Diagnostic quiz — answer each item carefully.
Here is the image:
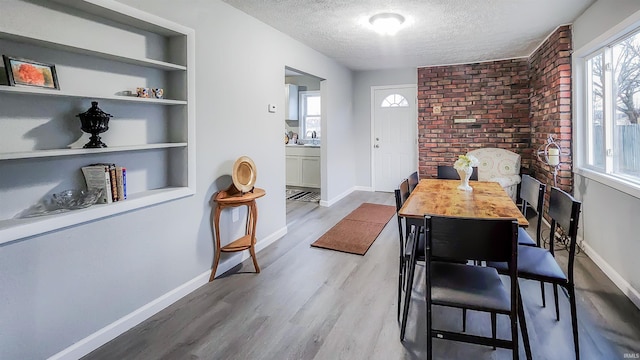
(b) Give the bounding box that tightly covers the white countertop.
[286,144,320,148]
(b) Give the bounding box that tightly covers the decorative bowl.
[19,188,104,218]
[52,188,103,210]
[232,156,257,193]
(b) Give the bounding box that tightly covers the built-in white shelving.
[0,143,188,161]
[0,86,187,104]
[0,31,187,71]
[0,0,196,244]
[0,187,192,245]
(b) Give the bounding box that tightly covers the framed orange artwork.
[3,55,59,89]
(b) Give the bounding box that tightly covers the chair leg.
[540,281,546,308]
[397,256,403,321]
[404,259,410,291]
[427,293,433,360]
[400,251,418,340]
[491,312,497,350]
[568,285,580,360]
[511,310,519,360]
[462,308,467,332]
[553,284,560,321]
[517,288,532,360]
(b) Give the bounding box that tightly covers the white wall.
[353,68,418,188]
[573,0,640,51]
[0,1,355,359]
[572,0,640,308]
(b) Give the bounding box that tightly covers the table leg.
[209,204,223,282]
[248,201,260,273]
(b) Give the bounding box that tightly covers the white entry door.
[372,85,417,192]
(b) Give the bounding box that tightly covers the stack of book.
[81,164,127,204]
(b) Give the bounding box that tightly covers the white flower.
[453,154,479,171]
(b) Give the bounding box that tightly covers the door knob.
[374,144,379,148]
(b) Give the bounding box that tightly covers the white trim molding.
[581,240,640,310]
[319,187,356,207]
[48,271,211,360]
[541,219,640,311]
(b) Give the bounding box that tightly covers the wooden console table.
[209,186,266,281]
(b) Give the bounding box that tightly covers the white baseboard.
[48,226,288,360]
[48,271,211,360]
[538,219,639,310]
[353,186,374,192]
[318,186,373,207]
[319,187,354,207]
[580,240,640,310]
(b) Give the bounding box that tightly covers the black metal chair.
[437,165,478,180]
[435,164,483,330]
[394,179,416,321]
[399,217,470,340]
[517,174,546,247]
[487,187,582,359]
[516,175,547,308]
[463,175,545,345]
[408,171,419,193]
[421,215,531,360]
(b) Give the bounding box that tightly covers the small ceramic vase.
[152,88,164,99]
[457,166,473,191]
[136,87,150,98]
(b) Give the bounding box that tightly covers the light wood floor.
[84,191,640,360]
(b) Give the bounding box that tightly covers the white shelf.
[0,143,188,161]
[0,31,186,71]
[1,0,196,243]
[50,0,189,36]
[0,187,194,245]
[0,86,187,104]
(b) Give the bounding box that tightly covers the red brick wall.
[417,60,531,178]
[416,25,573,197]
[529,25,573,193]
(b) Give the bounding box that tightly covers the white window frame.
[299,90,321,140]
[575,11,640,199]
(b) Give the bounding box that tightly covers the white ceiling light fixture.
[369,12,405,36]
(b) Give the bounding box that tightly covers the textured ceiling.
[222,0,594,71]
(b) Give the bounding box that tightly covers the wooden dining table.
[399,179,528,227]
[398,178,532,359]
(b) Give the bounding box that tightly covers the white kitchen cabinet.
[300,156,320,188]
[286,156,301,186]
[285,146,320,188]
[0,0,195,244]
[285,84,298,121]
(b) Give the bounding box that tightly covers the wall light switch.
[433,105,442,114]
[268,104,277,113]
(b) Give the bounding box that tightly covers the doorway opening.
[284,66,325,226]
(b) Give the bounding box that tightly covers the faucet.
[306,130,319,145]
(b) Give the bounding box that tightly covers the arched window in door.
[381,94,409,107]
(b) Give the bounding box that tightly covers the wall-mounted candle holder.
[536,134,569,187]
[537,134,576,253]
